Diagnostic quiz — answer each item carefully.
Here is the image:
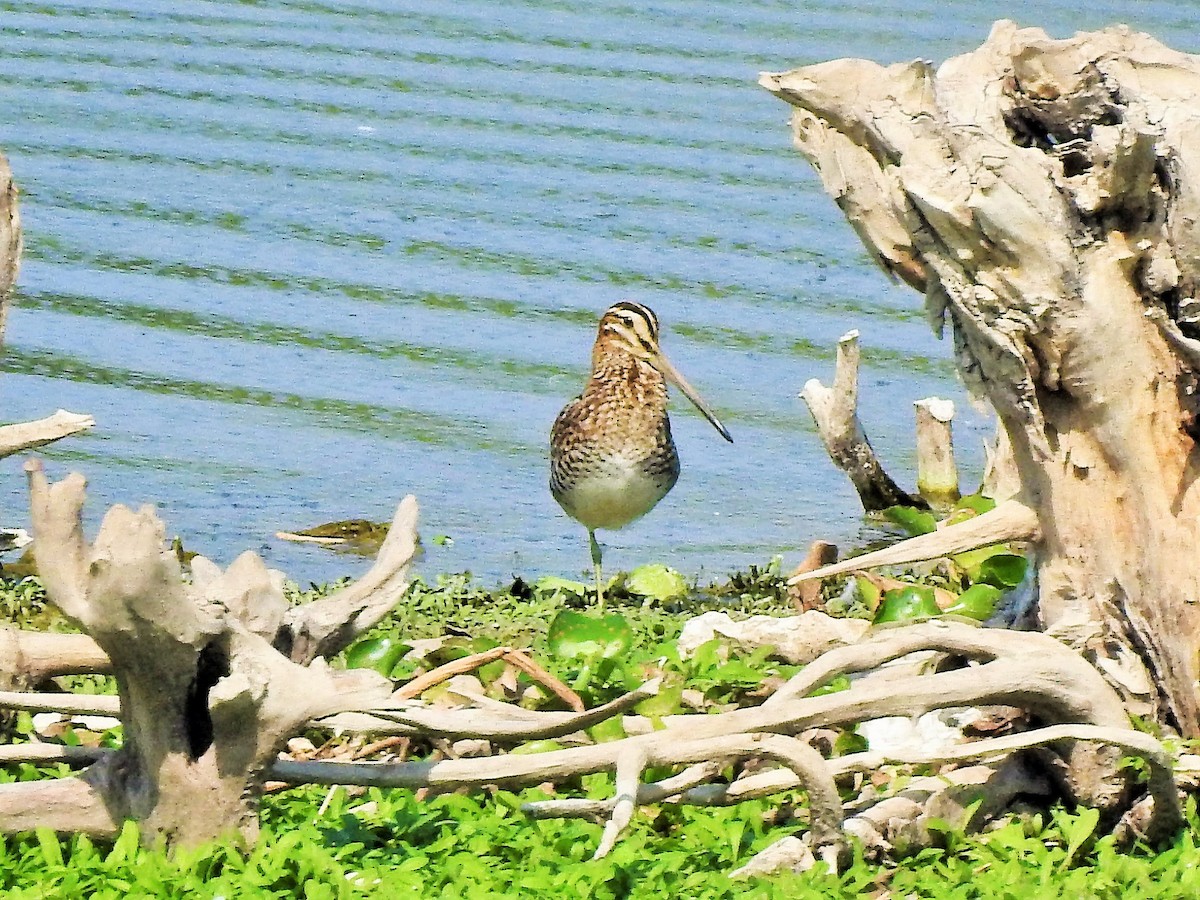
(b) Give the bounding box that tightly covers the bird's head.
[592,301,732,443]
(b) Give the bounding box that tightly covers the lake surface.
[0,0,1192,588]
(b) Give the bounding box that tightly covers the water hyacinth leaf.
[952,543,1008,580]
[547,609,634,660]
[873,584,941,623]
[945,583,1002,620]
[855,575,882,610]
[955,492,997,515]
[977,554,1028,588]
[625,563,689,601]
[883,505,937,535]
[343,636,410,675]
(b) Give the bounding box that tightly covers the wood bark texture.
[0,150,18,346]
[762,21,1200,735]
[11,461,417,848]
[801,330,925,510]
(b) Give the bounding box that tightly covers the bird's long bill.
[653,350,733,443]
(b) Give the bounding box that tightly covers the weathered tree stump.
[1,461,418,848]
[763,21,1200,735]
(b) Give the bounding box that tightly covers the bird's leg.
[589,529,605,611]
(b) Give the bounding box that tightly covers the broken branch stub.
[14,461,416,848]
[764,22,1200,733]
[0,149,18,345]
[801,330,924,511]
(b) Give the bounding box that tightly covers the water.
[0,0,1192,587]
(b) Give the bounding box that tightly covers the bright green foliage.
[547,610,634,661]
[342,636,410,676]
[944,583,1002,621]
[873,584,941,623]
[3,790,1200,898]
[882,505,937,536]
[624,563,689,601]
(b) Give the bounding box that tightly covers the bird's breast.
[552,451,679,530]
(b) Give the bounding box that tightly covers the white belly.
[558,457,673,531]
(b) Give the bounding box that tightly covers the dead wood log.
[0,461,419,848]
[763,22,1200,732]
[272,619,1148,860]
[0,410,95,460]
[913,397,959,505]
[0,627,109,679]
[801,330,924,510]
[0,149,18,345]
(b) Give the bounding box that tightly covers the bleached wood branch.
[0,690,119,716]
[801,331,923,511]
[282,495,420,664]
[0,411,94,459]
[320,680,660,741]
[913,397,958,505]
[787,499,1039,584]
[270,621,1131,809]
[0,627,109,678]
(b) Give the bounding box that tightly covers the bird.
[550,301,732,609]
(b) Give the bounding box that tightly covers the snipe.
[550,301,732,608]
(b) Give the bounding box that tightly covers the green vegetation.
[0,550,1195,897]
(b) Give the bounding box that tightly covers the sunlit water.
[0,1,1192,587]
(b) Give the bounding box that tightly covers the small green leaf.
[883,505,937,536]
[625,564,688,601]
[855,575,882,609]
[833,729,868,756]
[35,828,63,867]
[945,583,1002,621]
[547,609,634,660]
[587,716,627,743]
[1061,806,1100,867]
[873,585,941,623]
[344,636,409,675]
[634,680,684,718]
[977,554,1028,588]
[954,493,997,515]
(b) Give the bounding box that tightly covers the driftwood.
[0,462,419,848]
[0,150,18,344]
[801,330,923,510]
[0,410,94,460]
[913,398,959,505]
[267,619,1178,869]
[764,22,1200,734]
[0,490,1179,866]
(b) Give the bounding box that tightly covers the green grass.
[2,786,1200,898]
[0,565,1197,897]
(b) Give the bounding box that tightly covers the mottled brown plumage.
[550,301,732,607]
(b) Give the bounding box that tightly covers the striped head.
[589,301,733,443]
[592,301,662,368]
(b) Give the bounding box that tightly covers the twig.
[501,648,585,712]
[393,647,509,700]
[787,500,1039,584]
[594,745,647,859]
